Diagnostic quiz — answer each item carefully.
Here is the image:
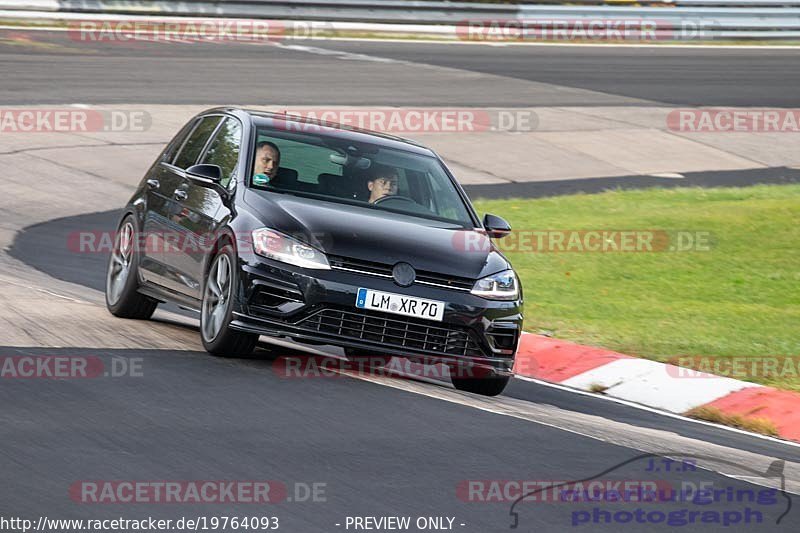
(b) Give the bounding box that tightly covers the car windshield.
[250,127,475,227]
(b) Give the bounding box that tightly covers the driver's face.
[255,145,280,179]
[368,175,398,203]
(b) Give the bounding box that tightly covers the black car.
[105,108,522,395]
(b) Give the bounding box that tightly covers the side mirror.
[186,164,222,184]
[483,213,511,239]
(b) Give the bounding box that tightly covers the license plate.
[356,288,445,322]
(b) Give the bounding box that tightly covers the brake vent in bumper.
[486,325,519,355]
[249,280,304,314]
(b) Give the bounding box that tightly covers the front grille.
[328,256,474,291]
[296,307,485,358]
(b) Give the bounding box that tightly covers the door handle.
[146,179,159,190]
[173,189,188,201]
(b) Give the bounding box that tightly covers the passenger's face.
[254,145,280,178]
[368,175,398,202]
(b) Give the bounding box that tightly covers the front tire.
[105,216,158,319]
[201,244,257,357]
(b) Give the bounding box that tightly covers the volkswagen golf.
[105,108,522,395]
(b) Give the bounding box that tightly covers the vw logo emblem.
[392,262,416,287]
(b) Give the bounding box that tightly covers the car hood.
[242,189,509,280]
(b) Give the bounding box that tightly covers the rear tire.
[105,216,158,319]
[201,244,257,357]
[451,373,510,396]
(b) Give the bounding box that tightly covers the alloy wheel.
[202,253,232,342]
[106,221,134,305]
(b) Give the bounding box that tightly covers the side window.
[201,118,242,187]
[161,118,197,163]
[173,116,222,169]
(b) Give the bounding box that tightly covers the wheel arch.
[203,227,237,277]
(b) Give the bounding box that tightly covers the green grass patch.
[473,184,800,390]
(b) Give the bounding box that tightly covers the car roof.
[208,107,437,157]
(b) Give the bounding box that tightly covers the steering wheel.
[373,194,417,206]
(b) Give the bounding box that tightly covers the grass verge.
[473,184,800,390]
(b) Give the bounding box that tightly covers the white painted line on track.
[0,275,89,304]
[273,42,400,63]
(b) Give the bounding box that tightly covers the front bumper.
[230,254,523,375]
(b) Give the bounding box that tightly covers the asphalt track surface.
[3,345,796,532]
[3,28,800,533]
[306,40,800,108]
[0,29,799,106]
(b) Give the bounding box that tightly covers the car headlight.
[470,269,519,300]
[252,228,330,270]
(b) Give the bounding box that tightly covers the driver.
[253,141,281,185]
[366,165,399,204]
